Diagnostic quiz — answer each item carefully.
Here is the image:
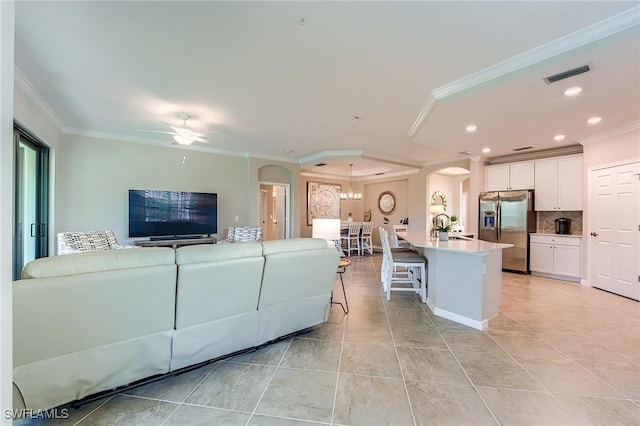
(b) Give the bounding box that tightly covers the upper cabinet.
[485,161,534,191]
[534,155,583,211]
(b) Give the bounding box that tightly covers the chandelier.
[340,164,362,200]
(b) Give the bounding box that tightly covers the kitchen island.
[402,231,513,330]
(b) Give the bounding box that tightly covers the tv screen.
[129,190,218,238]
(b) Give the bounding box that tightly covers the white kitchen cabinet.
[485,161,534,191]
[530,234,581,282]
[534,155,583,211]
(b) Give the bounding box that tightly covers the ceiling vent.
[512,146,533,152]
[314,163,327,167]
[544,64,592,84]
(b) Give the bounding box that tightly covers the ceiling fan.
[139,115,209,146]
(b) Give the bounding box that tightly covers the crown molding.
[432,6,639,100]
[579,120,640,145]
[61,127,298,163]
[488,145,583,164]
[409,6,640,139]
[301,168,419,181]
[407,93,436,138]
[419,154,474,167]
[297,150,365,166]
[14,66,64,130]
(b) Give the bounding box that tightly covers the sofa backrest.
[13,248,177,366]
[259,238,339,308]
[22,246,175,278]
[174,243,265,329]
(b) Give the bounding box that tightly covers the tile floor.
[16,254,640,425]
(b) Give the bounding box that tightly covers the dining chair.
[360,222,374,255]
[341,222,362,256]
[379,228,426,302]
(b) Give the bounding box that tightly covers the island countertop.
[401,231,513,254]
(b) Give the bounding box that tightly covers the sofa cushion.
[20,247,175,279]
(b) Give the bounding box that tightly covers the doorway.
[588,160,639,300]
[259,183,290,241]
[14,124,49,279]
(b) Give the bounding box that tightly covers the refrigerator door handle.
[496,201,501,241]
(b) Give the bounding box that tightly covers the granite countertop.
[404,231,513,254]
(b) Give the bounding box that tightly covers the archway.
[426,167,471,236]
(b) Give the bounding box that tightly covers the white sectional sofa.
[13,238,339,411]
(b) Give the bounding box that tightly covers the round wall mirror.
[378,191,396,214]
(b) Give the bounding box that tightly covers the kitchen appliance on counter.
[555,217,571,234]
[479,190,536,273]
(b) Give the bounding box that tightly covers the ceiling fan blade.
[136,129,176,135]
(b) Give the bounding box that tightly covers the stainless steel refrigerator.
[479,190,536,273]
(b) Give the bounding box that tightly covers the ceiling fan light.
[173,134,196,145]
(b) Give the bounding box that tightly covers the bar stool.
[379,228,427,302]
[331,258,351,314]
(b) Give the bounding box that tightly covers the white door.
[589,161,639,300]
[259,189,268,233]
[274,185,286,240]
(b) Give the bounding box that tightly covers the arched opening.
[426,167,471,237]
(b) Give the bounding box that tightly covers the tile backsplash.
[537,211,583,235]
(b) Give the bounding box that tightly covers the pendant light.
[340,164,362,200]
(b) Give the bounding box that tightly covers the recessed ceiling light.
[554,134,566,142]
[482,147,491,154]
[564,86,582,97]
[587,116,602,125]
[465,124,477,133]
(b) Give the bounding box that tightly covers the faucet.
[431,213,450,238]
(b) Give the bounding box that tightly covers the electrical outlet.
[235,216,239,222]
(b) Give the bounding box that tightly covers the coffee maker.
[555,218,571,234]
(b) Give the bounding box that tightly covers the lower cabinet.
[530,234,581,282]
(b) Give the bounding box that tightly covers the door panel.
[530,243,554,274]
[14,125,49,279]
[479,193,498,243]
[554,245,580,277]
[590,161,639,300]
[500,229,528,272]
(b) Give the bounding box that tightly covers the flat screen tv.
[129,190,218,239]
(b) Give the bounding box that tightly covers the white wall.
[55,134,273,246]
[364,179,409,225]
[0,1,14,420]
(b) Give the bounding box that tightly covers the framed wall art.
[307,181,341,226]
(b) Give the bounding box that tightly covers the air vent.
[458,151,473,155]
[544,64,592,84]
[314,163,327,167]
[512,146,533,152]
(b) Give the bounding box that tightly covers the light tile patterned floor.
[16,254,640,425]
